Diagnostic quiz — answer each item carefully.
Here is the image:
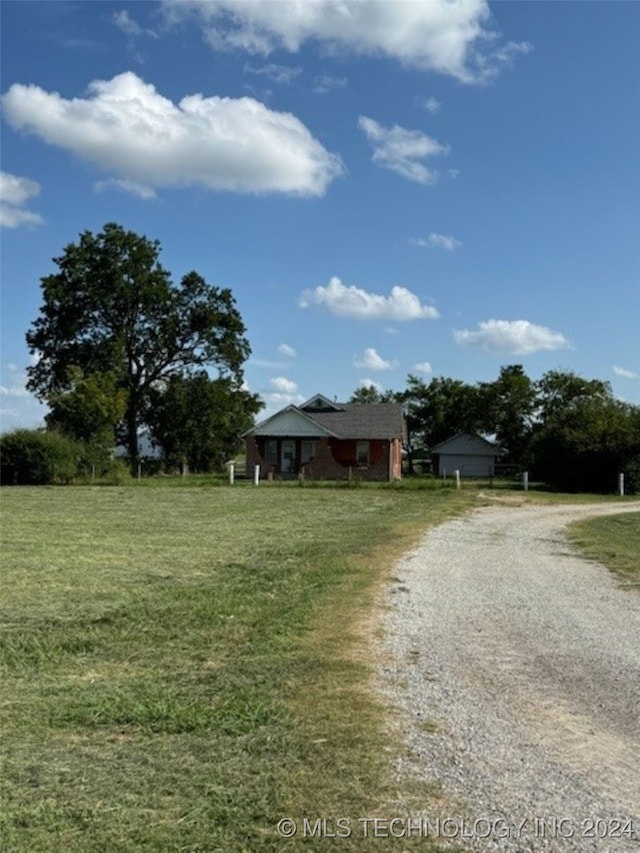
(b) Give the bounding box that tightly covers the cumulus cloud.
[0,171,44,228]
[353,348,397,371]
[244,63,301,84]
[613,365,639,379]
[269,376,298,394]
[0,383,31,398]
[0,364,48,429]
[113,9,142,37]
[411,232,461,251]
[313,74,347,94]
[413,362,433,375]
[358,116,448,184]
[453,320,570,355]
[260,378,305,411]
[278,344,296,358]
[163,0,531,84]
[358,378,383,392]
[1,72,343,198]
[300,276,439,321]
[250,358,287,369]
[421,96,441,114]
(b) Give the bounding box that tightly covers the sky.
[1,0,639,430]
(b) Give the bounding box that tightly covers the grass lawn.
[1,484,474,852]
[568,511,640,589]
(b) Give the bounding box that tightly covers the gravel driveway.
[379,501,640,852]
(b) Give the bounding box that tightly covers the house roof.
[308,402,405,439]
[245,399,405,440]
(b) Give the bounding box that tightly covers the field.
[1,484,474,852]
[569,511,640,588]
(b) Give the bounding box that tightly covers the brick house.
[243,394,405,481]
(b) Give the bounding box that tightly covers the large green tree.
[146,373,262,473]
[26,223,251,471]
[348,385,397,404]
[480,365,536,463]
[402,375,486,451]
[535,369,611,421]
[531,394,640,492]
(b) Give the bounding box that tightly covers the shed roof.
[429,432,500,454]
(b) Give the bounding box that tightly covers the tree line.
[1,222,638,492]
[350,366,640,492]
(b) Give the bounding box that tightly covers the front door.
[281,440,295,474]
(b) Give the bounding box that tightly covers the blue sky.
[1,0,639,428]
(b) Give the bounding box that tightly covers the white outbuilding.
[430,433,501,478]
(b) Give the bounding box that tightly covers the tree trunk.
[126,396,139,476]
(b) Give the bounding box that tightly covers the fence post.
[254,463,260,486]
[523,471,529,491]
[229,461,235,486]
[455,469,461,489]
[618,472,624,496]
[137,461,142,481]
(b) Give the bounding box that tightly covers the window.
[301,441,317,465]
[265,440,277,464]
[356,441,369,465]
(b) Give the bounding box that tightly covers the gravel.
[378,501,640,852]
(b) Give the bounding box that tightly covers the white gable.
[300,393,343,412]
[251,408,332,437]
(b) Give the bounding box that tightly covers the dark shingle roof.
[305,402,405,439]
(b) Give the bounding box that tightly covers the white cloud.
[358,116,448,184]
[353,348,397,371]
[613,365,639,379]
[453,320,570,355]
[163,0,530,84]
[413,362,433,375]
[0,383,31,398]
[448,168,461,179]
[421,96,441,114]
[113,10,142,37]
[358,378,383,392]
[259,376,304,413]
[0,365,48,429]
[269,376,298,394]
[313,74,347,94]
[278,344,296,358]
[385,327,399,335]
[0,171,44,228]
[244,63,301,84]
[250,358,286,369]
[300,276,439,321]
[1,72,343,198]
[94,178,157,200]
[411,232,461,251]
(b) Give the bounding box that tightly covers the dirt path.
[379,502,640,852]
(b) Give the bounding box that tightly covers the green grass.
[569,511,640,588]
[0,485,475,852]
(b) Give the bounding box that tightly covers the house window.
[301,441,317,465]
[356,441,369,465]
[265,440,277,464]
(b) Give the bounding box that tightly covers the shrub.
[0,429,82,485]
